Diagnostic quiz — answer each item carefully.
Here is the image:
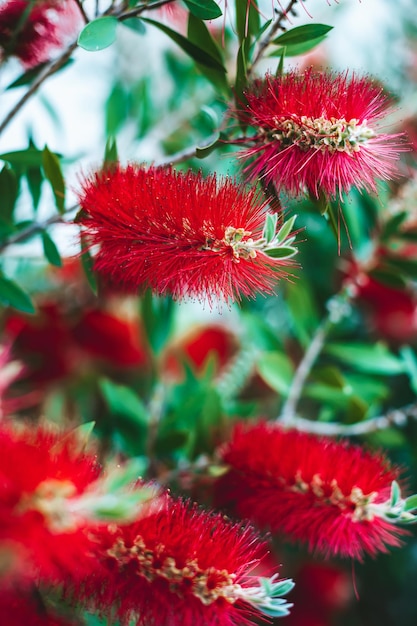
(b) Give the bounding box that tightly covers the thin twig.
[280,403,417,436]
[0,205,77,253]
[0,41,78,137]
[279,289,352,424]
[0,0,175,137]
[249,0,300,76]
[279,317,332,423]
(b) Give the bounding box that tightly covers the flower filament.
[268,116,376,155]
[292,472,378,521]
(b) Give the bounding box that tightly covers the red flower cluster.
[232,70,404,200]
[84,498,293,626]
[4,302,148,389]
[162,324,239,381]
[0,0,81,67]
[77,165,296,305]
[0,423,101,588]
[215,422,405,560]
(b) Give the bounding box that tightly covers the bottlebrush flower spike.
[0,0,82,68]
[232,69,405,200]
[84,498,294,626]
[215,422,408,560]
[77,165,297,306]
[0,422,159,588]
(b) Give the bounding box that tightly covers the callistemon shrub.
[77,164,298,305]
[82,497,294,626]
[0,0,82,67]
[215,422,406,560]
[232,69,404,199]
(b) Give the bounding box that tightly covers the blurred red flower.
[0,423,101,588]
[0,0,82,67]
[232,69,404,200]
[77,165,296,305]
[162,324,239,380]
[215,422,405,560]
[84,497,293,626]
[4,302,148,388]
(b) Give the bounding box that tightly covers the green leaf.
[142,18,226,72]
[99,378,148,425]
[256,351,293,395]
[196,132,226,159]
[400,346,417,395]
[141,289,175,353]
[272,23,333,46]
[80,234,98,295]
[187,15,229,95]
[390,481,401,507]
[262,213,278,244]
[42,146,65,214]
[235,0,260,46]
[285,278,320,346]
[78,17,119,52]
[182,0,222,20]
[235,38,248,119]
[0,147,49,168]
[121,16,146,34]
[381,211,408,240]
[0,166,18,223]
[0,274,35,314]
[264,246,297,258]
[104,136,119,166]
[325,342,406,375]
[270,35,328,58]
[6,59,74,90]
[26,166,43,211]
[404,494,417,513]
[41,231,62,267]
[276,214,297,243]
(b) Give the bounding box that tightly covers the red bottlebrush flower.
[0,0,82,68]
[232,70,404,200]
[0,423,101,587]
[215,422,406,560]
[4,302,148,390]
[85,498,294,626]
[162,324,239,381]
[353,274,417,344]
[72,308,148,367]
[77,165,297,306]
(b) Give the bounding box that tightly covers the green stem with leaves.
[278,289,352,424]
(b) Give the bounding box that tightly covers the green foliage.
[78,17,119,51]
[0,272,35,313]
[142,18,227,71]
[182,0,222,21]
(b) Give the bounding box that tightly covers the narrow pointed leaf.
[182,0,222,20]
[42,146,65,214]
[41,231,62,267]
[142,18,226,71]
[0,274,35,314]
